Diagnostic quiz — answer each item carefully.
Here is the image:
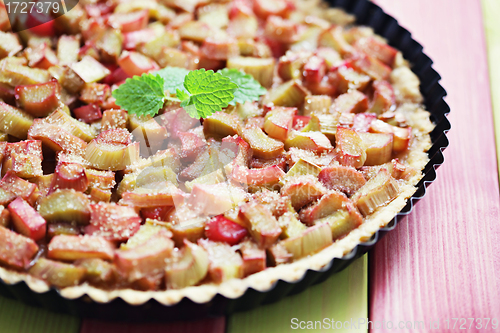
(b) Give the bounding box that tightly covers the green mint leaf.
[176,88,190,102]
[155,67,190,94]
[112,74,166,117]
[218,68,266,105]
[182,69,237,118]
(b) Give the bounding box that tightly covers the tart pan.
[0,0,451,321]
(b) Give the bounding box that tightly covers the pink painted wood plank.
[80,317,225,333]
[370,0,500,331]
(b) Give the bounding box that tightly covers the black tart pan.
[0,0,450,321]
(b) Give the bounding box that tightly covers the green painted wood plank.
[0,296,80,333]
[228,254,367,333]
[482,0,500,177]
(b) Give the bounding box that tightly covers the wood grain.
[370,0,500,331]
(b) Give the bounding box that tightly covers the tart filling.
[0,0,434,305]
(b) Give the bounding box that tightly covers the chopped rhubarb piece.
[198,239,244,283]
[0,102,34,139]
[166,239,209,289]
[29,258,86,287]
[239,201,281,248]
[239,239,266,276]
[0,171,39,205]
[318,26,355,56]
[351,168,399,216]
[101,109,129,130]
[118,51,160,77]
[263,80,308,108]
[231,165,285,187]
[292,115,310,130]
[267,243,292,265]
[332,90,369,114]
[354,37,397,67]
[281,175,326,210]
[200,36,239,61]
[6,149,43,179]
[70,56,111,84]
[15,81,61,117]
[369,119,412,153]
[115,229,174,281]
[350,55,391,81]
[263,107,296,141]
[228,1,258,38]
[279,222,332,259]
[203,112,241,139]
[0,206,10,228]
[252,188,291,218]
[241,126,284,159]
[120,182,184,208]
[330,65,371,94]
[188,183,246,216]
[253,0,290,19]
[141,206,172,221]
[227,56,275,88]
[24,43,58,70]
[177,131,207,162]
[0,226,39,269]
[370,80,396,114]
[89,187,112,203]
[73,104,102,124]
[38,189,91,224]
[303,95,332,116]
[85,139,140,171]
[250,154,287,170]
[335,127,367,168]
[79,83,111,106]
[284,131,333,154]
[0,82,15,105]
[48,235,115,261]
[264,16,299,44]
[318,165,366,196]
[44,107,96,142]
[298,191,348,225]
[167,215,206,248]
[108,10,149,33]
[0,57,50,86]
[85,169,116,190]
[84,203,142,241]
[57,35,80,65]
[359,132,393,166]
[0,32,22,58]
[96,28,124,63]
[123,28,157,50]
[28,120,88,156]
[277,211,306,238]
[135,166,179,187]
[124,148,181,175]
[47,223,80,238]
[76,258,116,286]
[303,56,326,84]
[352,113,377,132]
[8,197,46,241]
[205,215,248,245]
[277,50,311,81]
[282,158,321,183]
[161,108,199,138]
[51,162,89,192]
[314,204,362,240]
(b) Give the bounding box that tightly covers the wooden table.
[1,0,500,332]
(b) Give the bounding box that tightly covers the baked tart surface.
[0,0,434,306]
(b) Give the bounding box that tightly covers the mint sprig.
[218,68,267,105]
[112,74,166,118]
[112,67,266,119]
